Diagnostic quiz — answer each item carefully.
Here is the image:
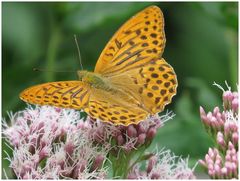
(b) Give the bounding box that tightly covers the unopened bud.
[72,160,87,178]
[147,155,157,173]
[232,98,238,113]
[127,125,137,138]
[213,107,220,116]
[137,133,146,145]
[64,142,75,156]
[198,160,207,168]
[147,127,157,140]
[117,135,125,145]
[151,172,160,179]
[39,146,49,162]
[91,155,104,171]
[232,132,238,146]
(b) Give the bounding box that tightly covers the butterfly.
[20,5,178,126]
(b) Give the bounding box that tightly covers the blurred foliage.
[2,2,238,179]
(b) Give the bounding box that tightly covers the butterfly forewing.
[94,6,166,76]
[20,81,90,109]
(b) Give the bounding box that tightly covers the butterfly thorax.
[77,70,111,90]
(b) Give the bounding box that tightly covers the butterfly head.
[77,70,88,81]
[78,70,95,84]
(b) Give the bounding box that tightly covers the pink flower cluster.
[3,105,195,179]
[199,88,238,179]
[128,150,196,179]
[109,115,165,152]
[3,106,108,179]
[77,112,169,154]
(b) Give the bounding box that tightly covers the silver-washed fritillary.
[20,6,178,126]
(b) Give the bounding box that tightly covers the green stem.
[110,150,131,179]
[116,152,128,178]
[126,144,150,176]
[111,142,153,179]
[123,153,132,178]
[45,20,62,82]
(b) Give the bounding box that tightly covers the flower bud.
[210,116,218,128]
[137,124,147,134]
[208,163,214,171]
[60,167,72,177]
[217,132,226,148]
[215,155,222,165]
[72,160,87,178]
[147,127,157,140]
[214,164,221,177]
[198,160,207,168]
[151,172,160,179]
[221,167,227,175]
[232,132,238,146]
[208,169,215,177]
[223,91,234,102]
[229,121,238,132]
[232,98,238,113]
[231,163,237,175]
[207,112,213,121]
[147,155,157,173]
[127,125,137,138]
[208,148,215,158]
[200,106,206,117]
[225,153,231,162]
[205,154,211,164]
[225,161,232,172]
[200,108,209,125]
[231,155,237,164]
[213,107,220,116]
[228,141,234,150]
[39,146,49,161]
[117,135,125,145]
[64,142,75,156]
[93,129,104,143]
[137,133,146,145]
[91,155,104,171]
[224,122,231,135]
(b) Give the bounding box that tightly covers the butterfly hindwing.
[20,81,90,109]
[94,6,166,76]
[84,88,148,125]
[107,58,177,115]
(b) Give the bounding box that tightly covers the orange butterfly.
[20,6,178,126]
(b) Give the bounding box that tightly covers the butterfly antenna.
[33,68,76,73]
[74,34,83,70]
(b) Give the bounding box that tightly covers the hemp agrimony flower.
[3,106,108,179]
[199,83,238,179]
[3,105,195,179]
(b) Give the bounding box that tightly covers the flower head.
[199,83,238,179]
[3,105,180,179]
[3,105,108,179]
[127,149,196,179]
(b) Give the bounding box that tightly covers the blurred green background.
[2,2,238,179]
